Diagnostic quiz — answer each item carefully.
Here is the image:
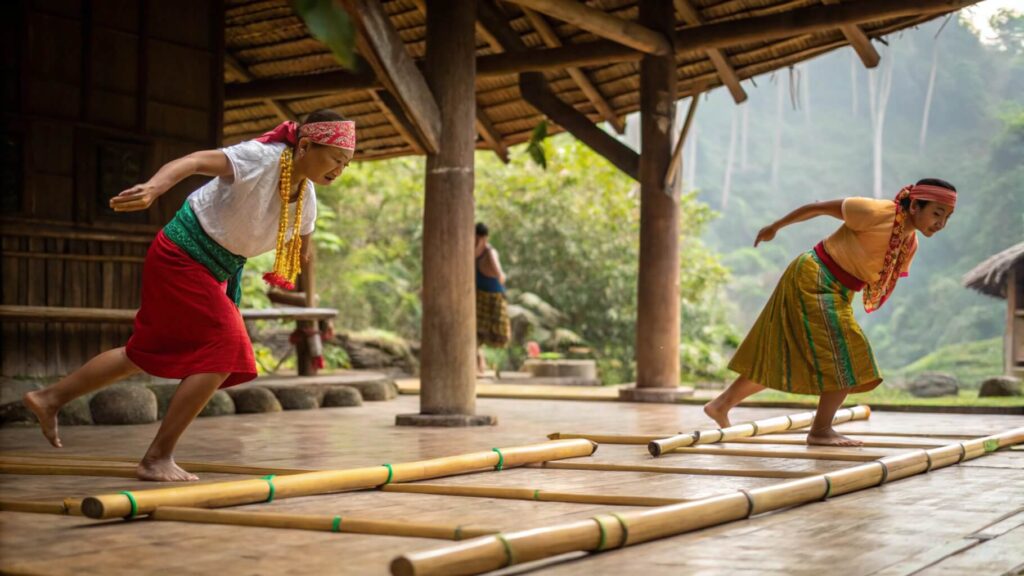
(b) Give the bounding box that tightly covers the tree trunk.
[721,106,738,210]
[740,102,749,171]
[919,40,939,154]
[869,50,894,198]
[771,77,784,190]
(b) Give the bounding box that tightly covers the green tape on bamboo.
[496,534,515,566]
[491,448,505,471]
[331,516,342,533]
[381,464,394,485]
[822,476,833,500]
[119,491,138,519]
[263,475,276,502]
[609,512,629,547]
[532,489,540,501]
[984,439,999,453]
[593,517,608,552]
[454,526,463,541]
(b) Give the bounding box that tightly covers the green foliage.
[525,121,549,169]
[293,0,357,69]
[890,337,1003,388]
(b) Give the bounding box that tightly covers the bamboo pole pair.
[79,439,597,520]
[648,405,871,456]
[389,427,1024,576]
[149,507,498,540]
[529,461,816,479]
[380,484,688,507]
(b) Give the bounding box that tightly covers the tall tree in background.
[868,48,895,197]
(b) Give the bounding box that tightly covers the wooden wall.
[1,0,224,378]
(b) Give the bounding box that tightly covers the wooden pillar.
[620,0,689,402]
[397,0,494,426]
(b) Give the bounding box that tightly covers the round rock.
[978,376,1022,398]
[275,387,320,410]
[228,387,282,414]
[199,390,236,417]
[90,386,158,425]
[907,372,960,398]
[322,386,363,407]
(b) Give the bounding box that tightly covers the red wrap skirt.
[125,231,257,388]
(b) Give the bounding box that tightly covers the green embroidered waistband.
[162,202,247,306]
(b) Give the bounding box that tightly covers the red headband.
[255,120,356,151]
[899,183,956,208]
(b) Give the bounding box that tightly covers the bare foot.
[137,457,199,482]
[807,428,863,447]
[703,401,731,428]
[23,391,62,448]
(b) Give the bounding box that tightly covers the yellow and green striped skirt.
[728,250,882,395]
[476,290,511,348]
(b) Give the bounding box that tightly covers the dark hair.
[900,178,957,210]
[302,108,346,126]
[475,222,489,237]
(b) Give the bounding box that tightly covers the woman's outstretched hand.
[754,224,778,247]
[110,183,163,212]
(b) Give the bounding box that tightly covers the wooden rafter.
[823,0,881,68]
[342,0,442,153]
[224,53,297,122]
[664,95,699,190]
[501,0,672,55]
[475,105,510,163]
[368,89,424,154]
[673,0,747,104]
[520,8,625,134]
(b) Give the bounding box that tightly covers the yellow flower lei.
[263,147,307,290]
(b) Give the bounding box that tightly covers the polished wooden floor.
[1,393,1022,575]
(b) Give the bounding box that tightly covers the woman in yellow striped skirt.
[704,179,958,446]
[475,223,511,375]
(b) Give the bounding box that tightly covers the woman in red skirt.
[23,109,356,481]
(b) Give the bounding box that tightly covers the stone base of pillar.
[618,386,694,403]
[395,413,497,427]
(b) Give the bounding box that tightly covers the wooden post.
[620,0,685,402]
[397,0,494,427]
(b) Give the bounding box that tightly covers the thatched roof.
[223,0,970,160]
[963,242,1024,299]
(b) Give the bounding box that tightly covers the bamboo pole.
[648,405,870,456]
[149,507,498,540]
[380,484,688,507]
[0,462,139,478]
[80,439,597,520]
[724,437,944,450]
[529,461,816,479]
[0,498,83,515]
[669,446,884,462]
[0,454,312,476]
[390,428,1024,576]
[547,433,661,445]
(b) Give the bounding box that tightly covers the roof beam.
[665,95,699,190]
[369,89,425,154]
[341,0,442,154]
[500,0,672,56]
[521,8,625,134]
[226,0,967,102]
[224,53,298,122]
[475,105,509,163]
[673,0,747,104]
[822,0,881,68]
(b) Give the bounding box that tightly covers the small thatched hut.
[963,242,1024,378]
